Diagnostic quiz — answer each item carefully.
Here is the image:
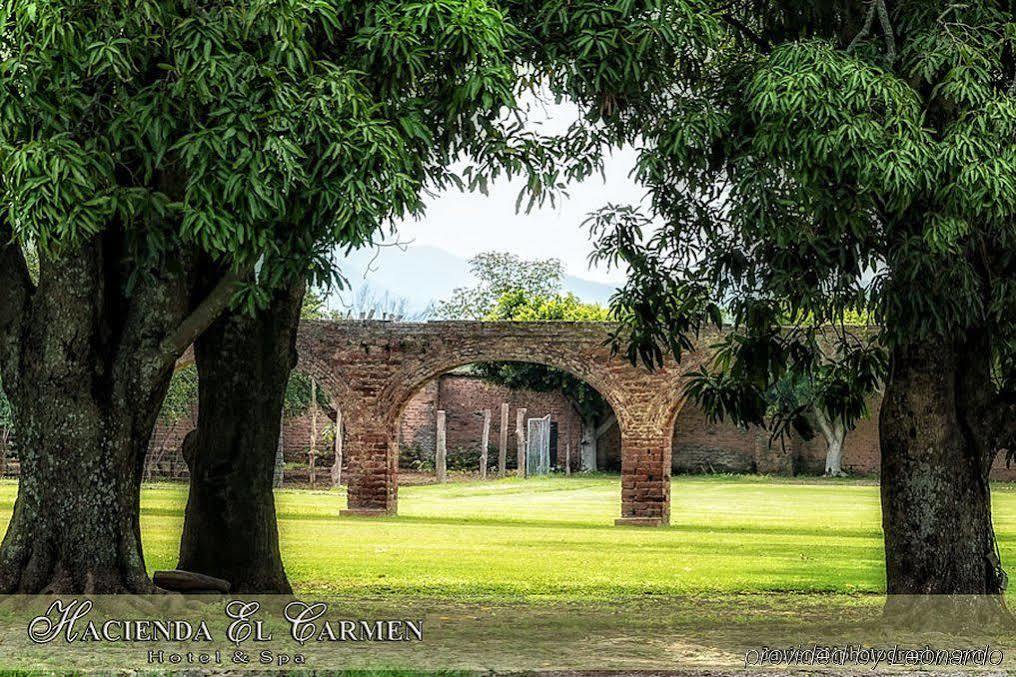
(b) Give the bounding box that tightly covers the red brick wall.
[398,372,584,470]
[145,405,343,482]
[143,372,587,481]
[144,375,1016,482]
[400,380,439,453]
[597,396,1016,480]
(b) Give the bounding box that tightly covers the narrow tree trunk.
[880,337,1008,624]
[435,410,447,483]
[177,277,304,594]
[824,433,844,476]
[480,409,491,480]
[814,409,846,477]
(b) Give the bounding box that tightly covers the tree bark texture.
[0,234,193,593]
[880,335,1008,619]
[176,276,304,594]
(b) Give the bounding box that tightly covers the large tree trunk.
[176,276,304,594]
[0,238,187,593]
[880,336,1008,623]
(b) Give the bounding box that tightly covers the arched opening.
[297,320,681,524]
[395,360,621,484]
[273,370,342,488]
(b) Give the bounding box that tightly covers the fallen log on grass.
[153,569,231,594]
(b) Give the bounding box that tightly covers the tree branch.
[847,0,876,52]
[720,12,770,53]
[847,0,896,61]
[595,414,618,438]
[0,220,33,386]
[812,406,835,442]
[156,267,250,370]
[875,0,896,62]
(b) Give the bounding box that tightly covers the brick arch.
[293,320,715,526]
[292,351,352,420]
[384,352,628,432]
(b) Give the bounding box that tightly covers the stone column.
[616,425,671,526]
[340,411,398,517]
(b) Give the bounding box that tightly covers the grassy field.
[285,474,884,598]
[1,474,1013,599]
[2,475,1016,670]
[134,474,876,597]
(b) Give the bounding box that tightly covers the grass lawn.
[3,475,1016,671]
[2,474,1015,599]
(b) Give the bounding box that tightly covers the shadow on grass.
[307,512,888,541]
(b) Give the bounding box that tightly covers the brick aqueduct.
[296,320,714,526]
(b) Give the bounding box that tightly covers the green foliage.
[477,287,612,421]
[583,1,1015,438]
[488,289,611,322]
[283,371,331,418]
[0,0,548,308]
[436,251,612,420]
[158,365,198,425]
[301,289,332,321]
[0,377,11,432]
[435,252,565,320]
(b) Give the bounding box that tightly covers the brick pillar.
[616,427,671,527]
[340,412,398,517]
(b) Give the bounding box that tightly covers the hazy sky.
[369,99,647,286]
[387,148,641,285]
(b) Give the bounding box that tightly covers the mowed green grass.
[3,475,1016,600]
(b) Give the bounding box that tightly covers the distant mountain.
[327,245,619,316]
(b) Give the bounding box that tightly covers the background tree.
[477,289,612,470]
[1,0,528,592]
[435,251,566,320]
[338,284,428,321]
[766,365,873,477]
[581,1,1016,616]
[174,1,567,592]
[752,310,880,477]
